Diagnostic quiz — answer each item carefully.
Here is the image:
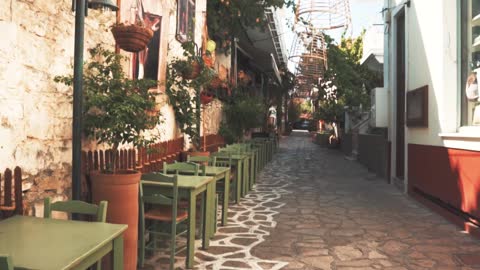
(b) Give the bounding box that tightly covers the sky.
[284,0,384,70]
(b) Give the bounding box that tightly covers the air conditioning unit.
[370,87,389,127]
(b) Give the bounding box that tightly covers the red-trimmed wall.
[408,144,480,221]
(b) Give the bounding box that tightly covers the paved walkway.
[249,131,480,270]
[143,131,480,269]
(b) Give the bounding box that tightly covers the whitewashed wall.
[385,0,472,147]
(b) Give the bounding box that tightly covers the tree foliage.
[54,45,160,172]
[207,0,295,53]
[315,32,382,122]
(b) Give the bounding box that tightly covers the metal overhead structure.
[289,0,351,98]
[290,28,327,97]
[295,0,352,31]
[265,9,286,66]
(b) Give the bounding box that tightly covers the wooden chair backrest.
[140,173,178,207]
[43,198,107,222]
[187,155,217,166]
[0,255,13,270]
[162,162,201,175]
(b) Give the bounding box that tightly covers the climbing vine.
[165,41,215,150]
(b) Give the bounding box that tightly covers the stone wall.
[0,0,116,216]
[0,0,225,215]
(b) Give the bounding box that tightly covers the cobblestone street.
[144,131,480,270]
[248,131,480,270]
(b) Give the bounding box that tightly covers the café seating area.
[0,132,278,270]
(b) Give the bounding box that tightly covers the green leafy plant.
[166,41,215,150]
[220,91,266,142]
[315,32,382,123]
[54,45,160,172]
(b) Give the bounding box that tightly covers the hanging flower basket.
[209,76,223,89]
[202,54,214,68]
[182,61,202,80]
[111,24,154,53]
[200,91,214,105]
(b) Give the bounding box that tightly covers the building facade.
[384,0,480,235]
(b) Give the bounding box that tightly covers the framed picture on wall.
[406,85,428,127]
[176,0,195,43]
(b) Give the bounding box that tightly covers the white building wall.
[385,0,465,147]
[405,0,444,146]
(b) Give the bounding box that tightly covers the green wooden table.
[227,154,250,200]
[140,174,214,269]
[224,149,255,195]
[205,166,230,226]
[163,166,230,241]
[0,215,126,270]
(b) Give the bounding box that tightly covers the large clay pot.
[91,170,140,270]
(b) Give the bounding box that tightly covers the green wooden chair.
[0,255,13,270]
[139,173,188,270]
[187,155,217,166]
[162,161,205,175]
[43,197,108,270]
[162,161,207,236]
[211,152,237,203]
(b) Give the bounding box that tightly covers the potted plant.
[166,41,215,155]
[54,45,160,270]
[111,22,154,53]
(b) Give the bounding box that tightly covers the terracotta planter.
[91,170,140,270]
[111,24,154,53]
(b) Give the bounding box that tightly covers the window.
[176,0,195,43]
[460,0,480,126]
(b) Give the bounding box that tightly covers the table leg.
[202,182,213,249]
[208,179,217,240]
[250,154,255,190]
[242,158,248,196]
[235,161,242,203]
[112,235,124,270]
[187,192,196,268]
[222,170,230,226]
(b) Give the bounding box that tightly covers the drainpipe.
[383,0,392,182]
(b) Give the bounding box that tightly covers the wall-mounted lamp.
[88,0,118,11]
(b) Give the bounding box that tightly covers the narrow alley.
[188,132,480,270]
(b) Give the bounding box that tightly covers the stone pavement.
[142,131,480,270]
[250,131,480,270]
